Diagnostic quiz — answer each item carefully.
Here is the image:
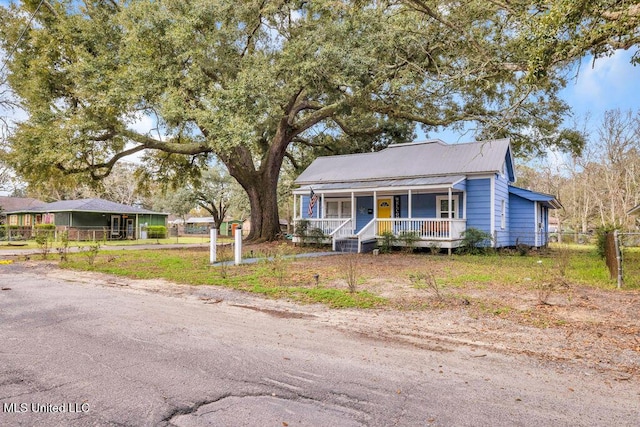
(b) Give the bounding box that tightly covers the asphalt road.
[1,263,638,426]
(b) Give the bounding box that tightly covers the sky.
[429,49,640,145]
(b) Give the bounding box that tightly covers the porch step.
[335,238,359,253]
[335,238,377,254]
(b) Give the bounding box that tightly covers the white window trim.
[111,215,121,236]
[436,195,460,219]
[324,198,353,219]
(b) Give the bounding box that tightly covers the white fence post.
[234,229,242,265]
[210,229,217,264]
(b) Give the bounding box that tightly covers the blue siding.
[410,193,464,218]
[412,194,436,217]
[509,193,536,246]
[466,178,491,235]
[453,179,466,191]
[355,196,374,232]
[494,175,510,247]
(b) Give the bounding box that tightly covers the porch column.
[408,190,412,218]
[373,191,377,217]
[293,194,297,220]
[319,193,324,218]
[448,187,453,218]
[351,192,355,233]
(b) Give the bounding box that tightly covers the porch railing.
[374,218,467,240]
[356,219,377,253]
[295,218,349,236]
[330,219,354,251]
[295,217,467,251]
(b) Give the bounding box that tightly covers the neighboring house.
[6,198,168,240]
[184,217,245,236]
[0,196,45,224]
[629,204,640,229]
[293,139,561,253]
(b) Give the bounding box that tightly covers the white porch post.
[293,193,297,220]
[463,191,467,219]
[373,191,377,217]
[300,195,304,218]
[448,187,453,219]
[319,193,324,218]
[351,192,355,233]
[408,189,412,218]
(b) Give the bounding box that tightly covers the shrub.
[459,227,494,255]
[35,223,56,231]
[398,230,420,252]
[294,220,325,246]
[378,231,396,253]
[146,225,167,239]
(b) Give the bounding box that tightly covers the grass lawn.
[0,236,228,250]
[56,242,632,311]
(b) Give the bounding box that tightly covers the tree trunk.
[223,140,288,242]
[244,177,281,241]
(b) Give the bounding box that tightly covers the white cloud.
[566,50,640,120]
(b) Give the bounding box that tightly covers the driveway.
[1,262,638,426]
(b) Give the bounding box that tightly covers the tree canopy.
[0,0,601,240]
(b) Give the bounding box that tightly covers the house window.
[325,200,352,218]
[436,195,459,219]
[43,213,55,224]
[9,215,18,226]
[24,215,32,227]
[35,214,42,224]
[501,200,506,230]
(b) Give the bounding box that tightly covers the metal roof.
[508,186,562,209]
[295,176,466,193]
[6,198,166,215]
[294,139,513,185]
[0,197,45,212]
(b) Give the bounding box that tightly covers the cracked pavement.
[1,262,639,426]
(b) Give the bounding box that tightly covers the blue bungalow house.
[292,139,561,253]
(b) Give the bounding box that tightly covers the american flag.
[308,189,319,217]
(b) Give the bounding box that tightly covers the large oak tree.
[1,1,586,240]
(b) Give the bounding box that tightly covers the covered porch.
[292,176,468,253]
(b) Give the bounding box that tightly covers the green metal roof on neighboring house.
[6,198,167,216]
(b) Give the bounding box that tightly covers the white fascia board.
[293,184,460,196]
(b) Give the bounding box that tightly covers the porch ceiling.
[295,175,465,194]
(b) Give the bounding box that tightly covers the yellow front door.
[377,198,392,235]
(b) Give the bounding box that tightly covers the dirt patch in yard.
[40,246,640,379]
